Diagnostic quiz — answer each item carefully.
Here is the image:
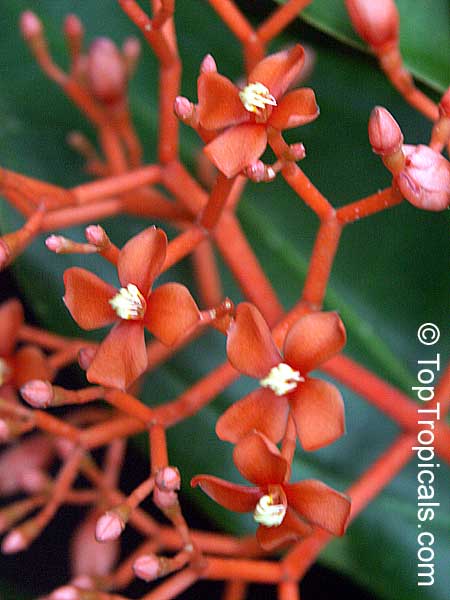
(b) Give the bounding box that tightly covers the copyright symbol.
[417,323,440,346]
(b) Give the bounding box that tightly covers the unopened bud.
[397,144,450,211]
[368,106,403,156]
[0,435,54,496]
[0,239,11,270]
[2,529,27,554]
[200,54,217,74]
[244,161,276,183]
[155,466,180,492]
[64,14,83,39]
[122,37,141,75]
[174,96,195,122]
[153,486,178,509]
[71,511,119,578]
[133,553,162,582]
[49,586,80,600]
[87,38,127,104]
[78,347,97,371]
[84,225,108,248]
[21,379,53,408]
[95,509,126,542]
[20,11,42,41]
[345,0,399,50]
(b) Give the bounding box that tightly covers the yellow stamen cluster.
[239,82,276,117]
[259,362,304,396]
[253,494,286,527]
[109,283,146,320]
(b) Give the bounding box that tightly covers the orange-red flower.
[196,45,319,177]
[192,431,351,550]
[0,299,52,400]
[63,226,200,390]
[216,304,346,451]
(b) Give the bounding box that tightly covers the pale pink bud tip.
[64,15,83,37]
[45,235,66,253]
[345,0,399,49]
[153,487,178,509]
[85,224,107,246]
[174,96,194,120]
[439,87,450,117]
[78,347,96,371]
[200,54,217,74]
[156,466,181,492]
[288,143,306,161]
[87,38,126,104]
[49,586,80,600]
[397,145,450,211]
[123,37,141,61]
[95,511,124,542]
[133,554,161,582]
[368,106,403,156]
[20,11,42,40]
[21,379,53,408]
[2,530,27,554]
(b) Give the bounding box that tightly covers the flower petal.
[197,72,249,130]
[284,312,346,374]
[256,507,312,551]
[216,388,289,444]
[226,303,281,378]
[285,480,351,536]
[118,227,167,296]
[0,299,23,357]
[233,431,287,485]
[191,475,260,512]
[248,45,305,100]
[63,268,117,331]
[204,124,267,178]
[87,321,147,390]
[268,88,319,130]
[13,346,52,388]
[289,378,345,451]
[145,283,201,346]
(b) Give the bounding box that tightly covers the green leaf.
[282,0,450,92]
[0,2,449,600]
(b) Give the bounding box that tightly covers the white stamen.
[259,362,304,396]
[239,82,276,116]
[253,494,286,527]
[0,358,11,386]
[109,283,146,320]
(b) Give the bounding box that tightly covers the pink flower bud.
[0,435,54,496]
[21,379,53,408]
[155,466,181,492]
[45,235,67,253]
[2,529,27,554]
[0,239,11,270]
[49,586,80,600]
[20,11,42,40]
[200,54,217,74]
[78,347,97,371]
[64,14,83,39]
[244,161,275,183]
[84,224,108,247]
[122,37,141,69]
[345,0,399,50]
[95,510,125,542]
[71,511,119,578]
[396,145,450,211]
[86,38,127,104]
[133,553,161,581]
[174,96,194,121]
[0,420,10,443]
[368,106,403,156]
[153,486,178,509]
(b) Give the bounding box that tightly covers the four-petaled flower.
[192,431,351,550]
[196,45,319,177]
[0,299,52,403]
[216,304,346,451]
[63,226,201,390]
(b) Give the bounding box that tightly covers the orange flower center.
[259,362,304,396]
[253,486,287,527]
[239,82,276,121]
[109,284,146,320]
